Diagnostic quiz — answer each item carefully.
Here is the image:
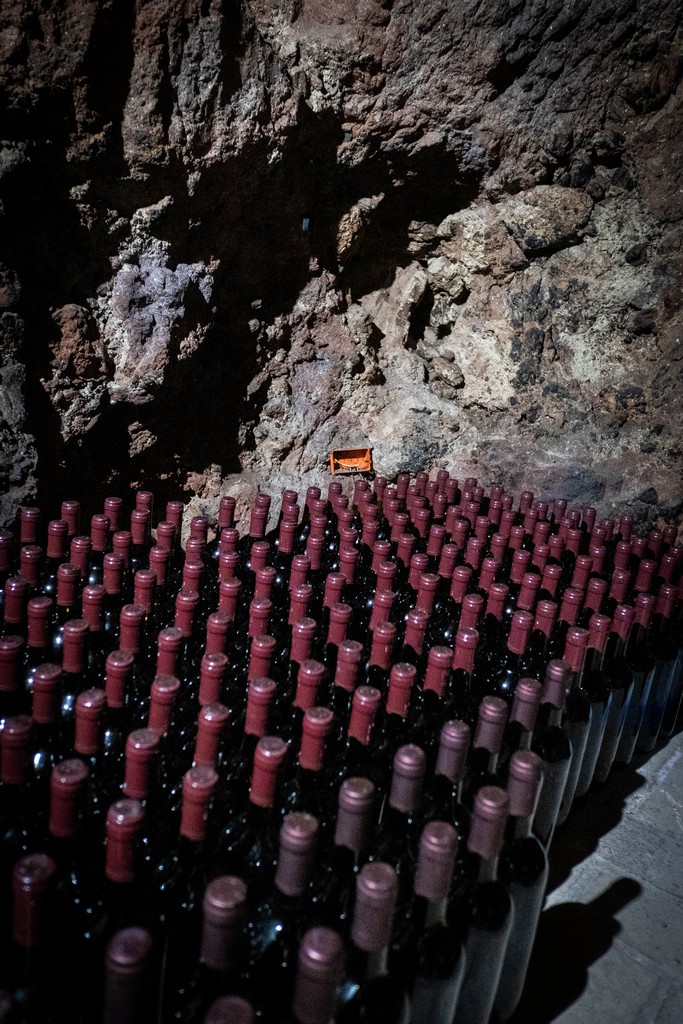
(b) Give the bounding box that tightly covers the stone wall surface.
[0,0,681,529]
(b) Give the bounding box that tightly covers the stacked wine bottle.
[0,473,681,1024]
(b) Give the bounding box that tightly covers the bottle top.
[0,714,33,783]
[588,613,611,652]
[247,634,277,681]
[293,659,324,712]
[244,677,277,737]
[81,584,105,632]
[0,635,23,693]
[62,618,89,673]
[180,765,218,842]
[105,650,133,709]
[19,544,42,586]
[248,597,272,638]
[453,627,478,675]
[634,558,657,594]
[542,659,571,708]
[106,799,145,883]
[288,585,313,622]
[124,729,161,800]
[205,612,231,655]
[90,513,110,552]
[201,876,248,974]
[74,688,106,756]
[218,577,242,619]
[174,588,199,636]
[404,607,428,653]
[634,591,656,628]
[3,576,28,625]
[386,662,416,719]
[249,735,288,808]
[389,743,426,814]
[19,506,41,545]
[335,776,375,853]
[348,685,381,745]
[148,675,181,734]
[292,927,345,1024]
[26,595,52,647]
[352,862,399,952]
[217,495,237,528]
[49,758,89,838]
[195,704,230,768]
[198,652,228,706]
[32,663,62,724]
[414,820,458,901]
[166,500,185,533]
[435,719,471,783]
[12,853,56,948]
[474,695,508,753]
[325,603,352,648]
[119,604,144,654]
[485,582,508,621]
[507,750,543,818]
[563,626,589,672]
[508,609,534,654]
[61,500,80,537]
[276,811,319,897]
[518,572,541,612]
[460,593,484,630]
[468,785,509,860]
[104,926,155,1019]
[510,677,542,731]
[299,706,333,771]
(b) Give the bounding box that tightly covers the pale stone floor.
[508,725,683,1024]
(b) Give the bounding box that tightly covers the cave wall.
[0,0,681,529]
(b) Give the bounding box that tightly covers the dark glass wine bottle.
[498,676,542,779]
[392,820,465,1024]
[313,775,376,936]
[1,716,44,889]
[177,876,249,1024]
[574,613,613,798]
[638,584,680,751]
[369,744,427,909]
[530,660,573,848]
[211,735,288,900]
[336,861,410,1024]
[290,926,345,1024]
[102,926,158,1024]
[0,635,26,724]
[495,750,548,1021]
[462,695,508,807]
[248,811,320,1019]
[454,785,512,1024]
[5,853,58,1024]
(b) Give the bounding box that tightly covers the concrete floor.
[508,726,683,1024]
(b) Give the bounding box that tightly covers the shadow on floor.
[505,877,643,1024]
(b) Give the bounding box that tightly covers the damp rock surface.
[0,0,681,530]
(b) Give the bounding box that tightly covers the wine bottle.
[313,775,376,935]
[530,660,573,848]
[248,812,320,1019]
[0,635,26,724]
[5,853,58,1024]
[290,927,345,1024]
[454,786,512,1024]
[574,614,613,798]
[498,677,542,779]
[23,597,53,695]
[156,766,219,1021]
[369,744,427,908]
[462,695,508,806]
[103,926,158,1024]
[393,820,465,1024]
[555,626,591,827]
[615,593,657,765]
[178,876,249,1024]
[1,716,43,890]
[495,750,548,1021]
[281,706,334,821]
[336,861,410,1023]
[636,584,679,752]
[211,735,288,899]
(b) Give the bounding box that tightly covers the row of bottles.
[0,468,681,1023]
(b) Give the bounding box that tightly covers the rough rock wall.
[0,0,681,529]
